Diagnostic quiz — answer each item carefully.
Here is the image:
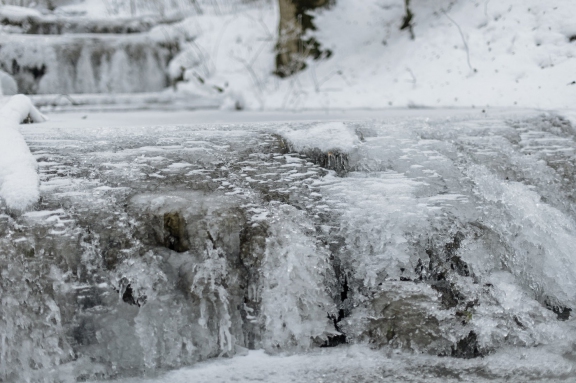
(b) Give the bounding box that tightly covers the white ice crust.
[280,122,360,152]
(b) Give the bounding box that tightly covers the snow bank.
[0,70,18,95]
[0,94,46,210]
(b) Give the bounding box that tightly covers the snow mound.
[0,94,46,210]
[280,122,360,152]
[0,70,18,95]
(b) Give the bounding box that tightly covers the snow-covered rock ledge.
[0,94,46,210]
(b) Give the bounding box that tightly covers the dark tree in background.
[275,0,333,78]
[400,0,414,39]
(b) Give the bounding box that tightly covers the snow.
[168,2,278,110]
[5,0,574,109]
[87,344,574,383]
[0,94,46,210]
[165,0,576,110]
[0,5,42,20]
[279,122,360,152]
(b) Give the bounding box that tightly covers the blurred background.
[1,0,575,111]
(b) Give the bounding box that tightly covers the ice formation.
[1,113,576,381]
[0,32,179,94]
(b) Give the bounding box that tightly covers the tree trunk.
[275,0,332,78]
[276,0,301,77]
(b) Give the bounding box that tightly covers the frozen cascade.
[0,32,180,94]
[1,112,576,381]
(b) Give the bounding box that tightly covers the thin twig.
[442,9,475,73]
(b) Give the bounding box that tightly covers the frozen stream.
[2,109,576,382]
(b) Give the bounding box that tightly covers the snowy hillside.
[172,0,576,110]
[2,0,574,110]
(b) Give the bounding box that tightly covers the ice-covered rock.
[0,6,184,35]
[279,122,361,174]
[345,282,454,355]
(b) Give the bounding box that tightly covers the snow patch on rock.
[280,122,360,152]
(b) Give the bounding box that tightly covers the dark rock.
[163,211,190,252]
[421,231,473,309]
[354,282,452,355]
[451,331,482,358]
[430,279,464,309]
[545,301,572,321]
[323,276,349,347]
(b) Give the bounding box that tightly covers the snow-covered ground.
[3,0,574,110]
[88,345,575,383]
[86,0,575,110]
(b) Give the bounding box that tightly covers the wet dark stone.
[431,280,463,309]
[117,283,146,307]
[163,211,190,253]
[304,148,350,175]
[451,331,482,359]
[513,315,527,329]
[421,231,475,308]
[361,287,450,355]
[550,304,572,321]
[122,284,137,305]
[449,255,470,277]
[271,134,291,155]
[323,276,349,347]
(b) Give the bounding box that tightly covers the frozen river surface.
[2,109,576,382]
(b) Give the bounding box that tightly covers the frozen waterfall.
[0,33,179,94]
[0,111,575,382]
